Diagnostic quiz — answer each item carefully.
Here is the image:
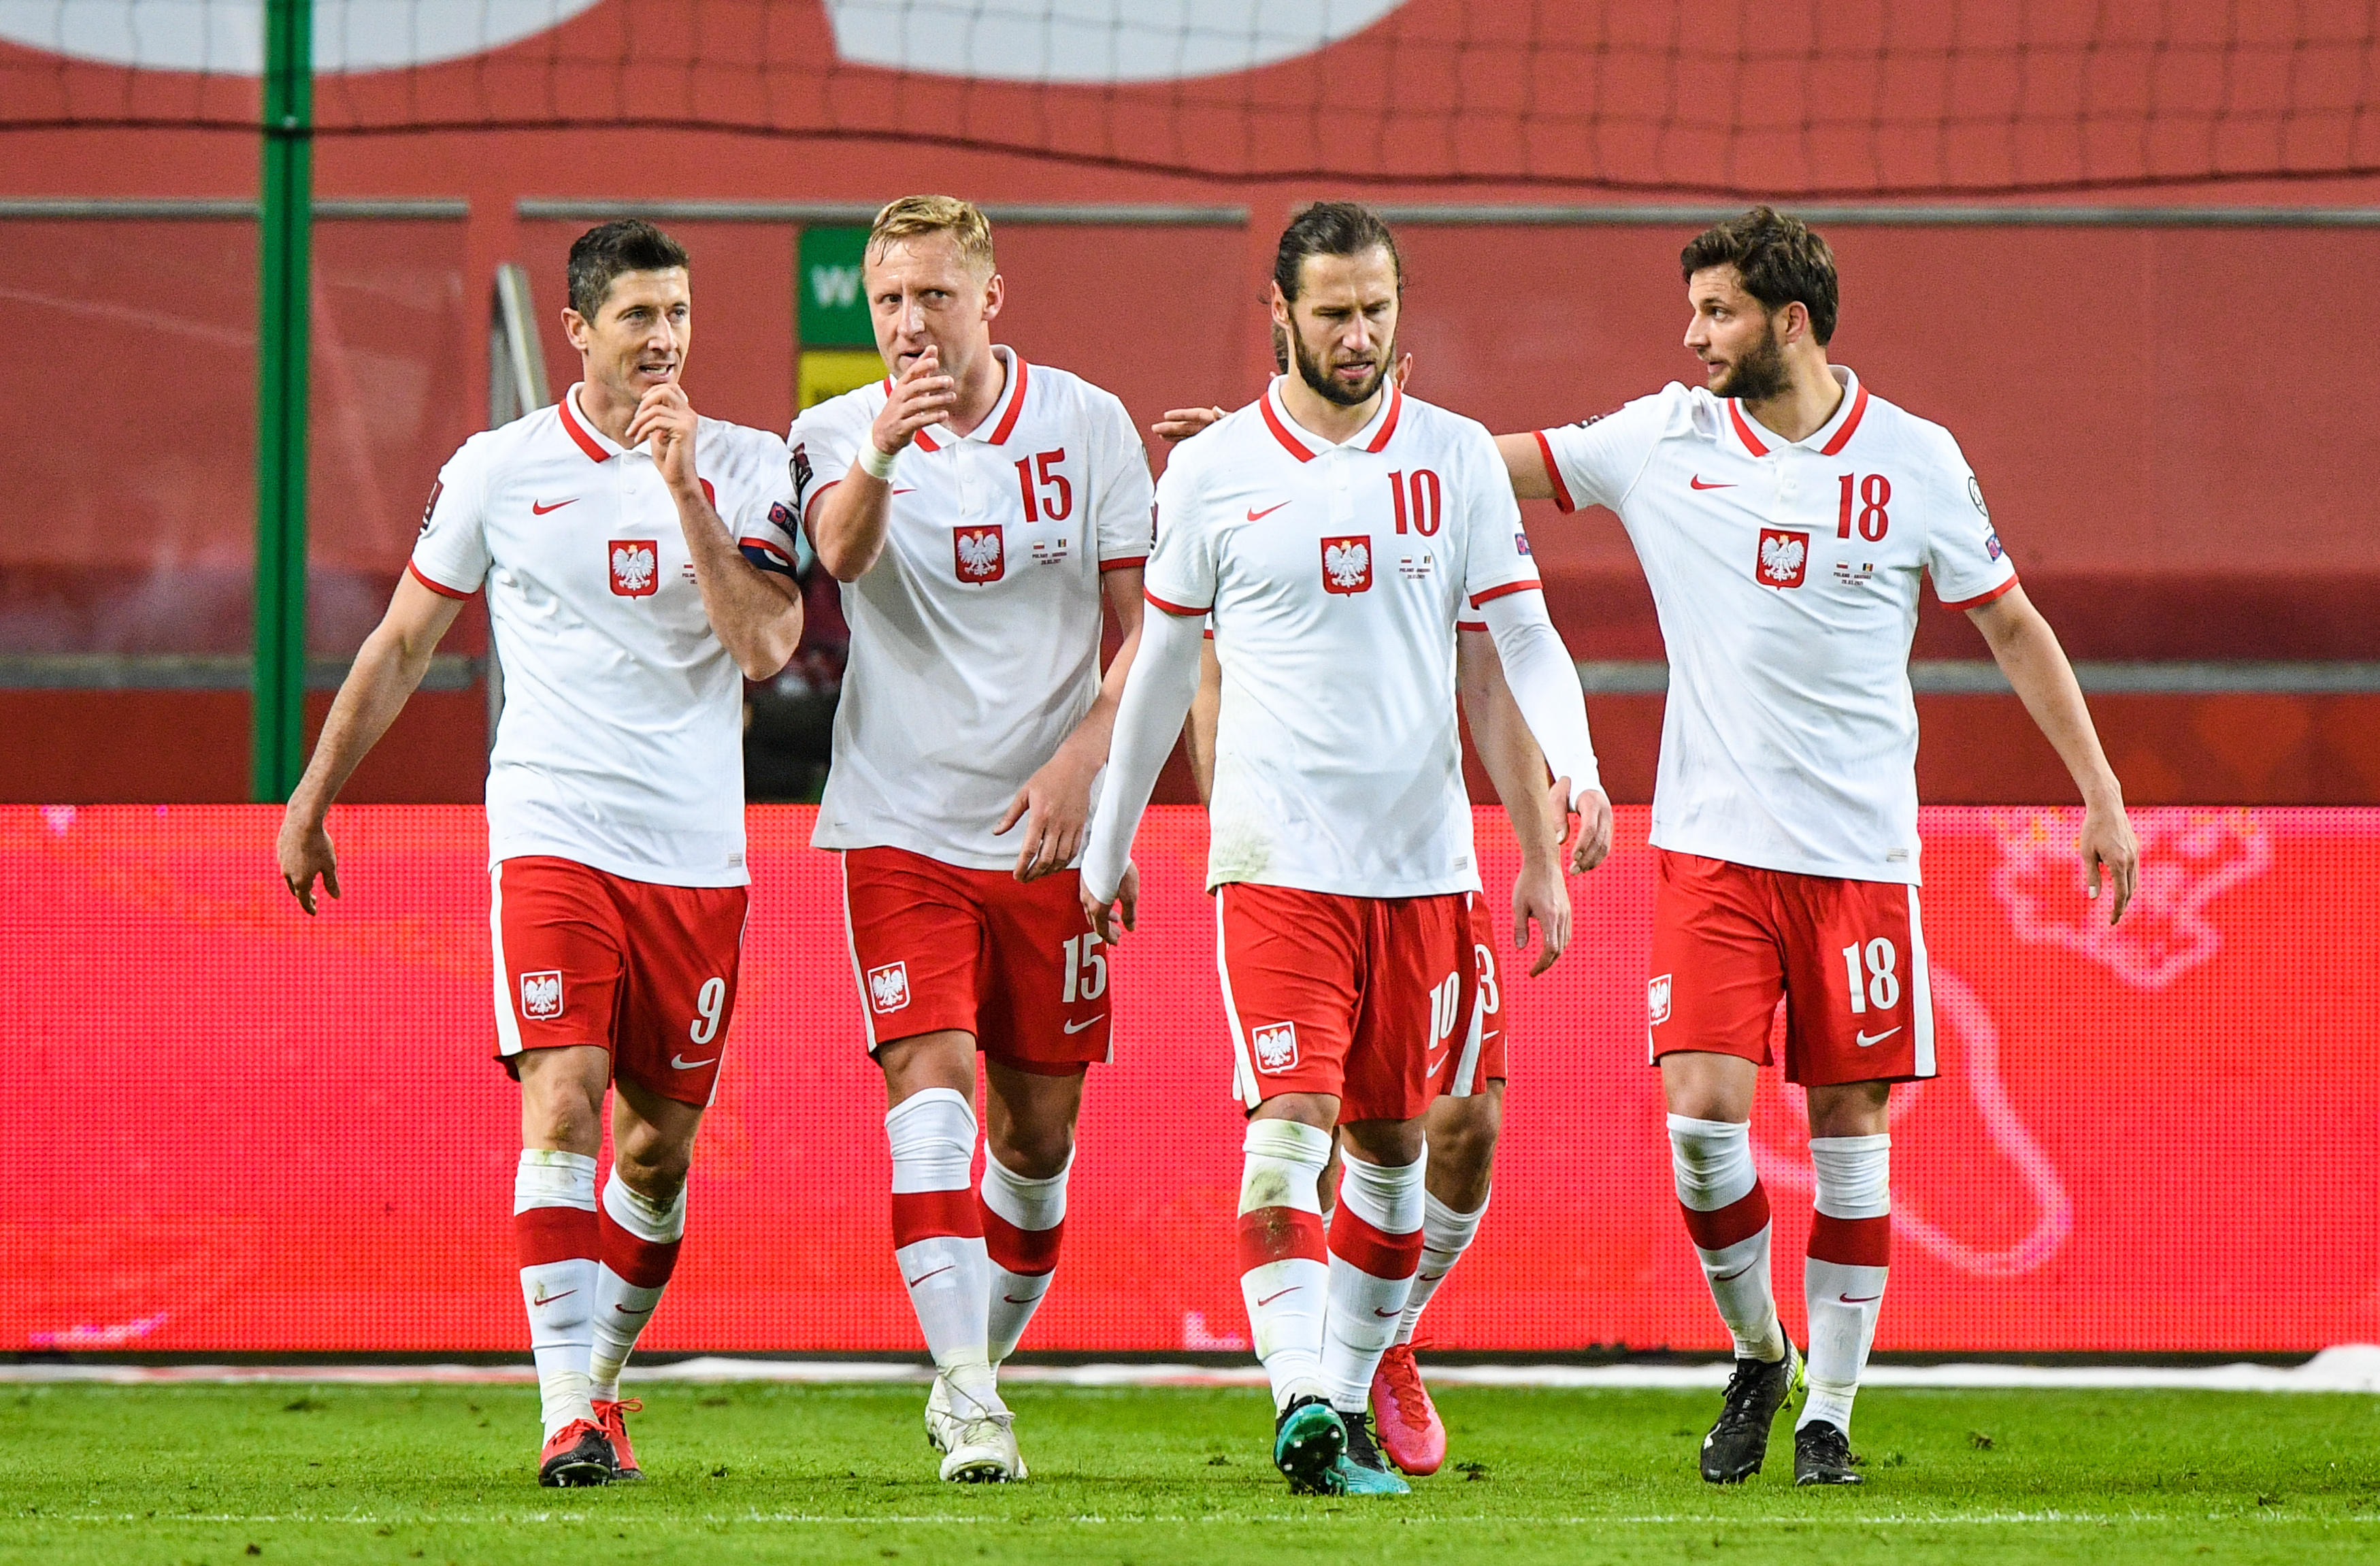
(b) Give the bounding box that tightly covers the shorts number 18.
[1841,939,1899,1014]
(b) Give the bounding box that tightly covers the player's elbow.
[816,536,876,583]
[733,618,805,683]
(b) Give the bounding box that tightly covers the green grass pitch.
[7,1381,2377,1565]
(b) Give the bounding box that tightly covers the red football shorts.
[490,855,749,1107]
[1215,882,1476,1122]
[1646,849,1936,1086]
[840,846,1112,1074]
[1447,894,1506,1096]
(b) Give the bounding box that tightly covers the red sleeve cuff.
[1099,555,1148,572]
[1532,430,1576,512]
[406,559,474,600]
[1940,574,2020,611]
[1468,579,1542,609]
[1144,588,1211,617]
[1455,619,1487,633]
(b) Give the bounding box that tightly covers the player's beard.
[1713,319,1789,402]
[1291,321,1392,408]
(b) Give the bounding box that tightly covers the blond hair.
[867,194,996,274]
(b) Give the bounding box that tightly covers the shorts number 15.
[1061,932,1108,1003]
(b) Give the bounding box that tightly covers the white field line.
[7,1345,2377,1392]
[15,1510,2360,1528]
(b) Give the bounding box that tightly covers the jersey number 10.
[1389,470,1443,536]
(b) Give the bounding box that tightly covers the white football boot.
[923,1371,961,1455]
[936,1377,1027,1483]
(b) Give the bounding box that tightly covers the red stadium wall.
[10,803,2377,1355]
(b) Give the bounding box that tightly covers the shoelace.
[1376,1352,1432,1431]
[1711,1361,1774,1434]
[602,1398,644,1417]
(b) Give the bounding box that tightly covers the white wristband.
[859,443,898,482]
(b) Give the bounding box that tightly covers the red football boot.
[1370,1343,1447,1475]
[538,1418,616,1487]
[593,1397,646,1482]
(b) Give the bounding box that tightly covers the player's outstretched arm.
[1077,606,1206,942]
[999,568,1149,881]
[276,574,466,913]
[1967,585,2139,923]
[1475,590,1613,874]
[1458,630,1572,976]
[811,348,957,580]
[1493,433,1559,500]
[627,386,805,680]
[1183,635,1223,806]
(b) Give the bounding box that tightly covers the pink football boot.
[1370,1343,1447,1475]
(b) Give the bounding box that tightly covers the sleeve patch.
[419,478,442,534]
[1514,532,1532,557]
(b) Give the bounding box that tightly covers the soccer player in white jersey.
[276,221,804,1488]
[788,196,1153,1484]
[1080,203,1609,1496]
[1159,357,1570,1479]
[1514,208,2140,1485]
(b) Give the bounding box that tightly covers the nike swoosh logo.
[1838,1292,1881,1304]
[905,1265,955,1288]
[1063,1016,1105,1035]
[1710,1262,1757,1282]
[1416,1272,1448,1283]
[670,1054,718,1070]
[1425,1054,1451,1076]
[1688,476,1735,490]
[531,1289,577,1307]
[531,498,578,514]
[612,1303,652,1315]
[1002,1294,1037,1305]
[1245,502,1291,521]
[1372,1307,1402,1319]
[1853,1027,1902,1048]
[1253,1286,1301,1307]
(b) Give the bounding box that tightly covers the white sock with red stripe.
[1393,1188,1487,1346]
[1801,1134,1891,1435]
[886,1088,1002,1414]
[1321,1147,1428,1414]
[514,1148,599,1439]
[589,1171,685,1403]
[980,1149,1070,1366]
[1669,1115,1787,1363]
[1236,1118,1333,1411]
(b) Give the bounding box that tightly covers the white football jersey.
[1537,365,2017,884]
[791,348,1155,870]
[1146,378,1541,898]
[410,384,798,887]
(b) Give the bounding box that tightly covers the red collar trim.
[558,386,614,463]
[1260,382,1319,463]
[1727,400,1770,458]
[1817,380,1870,457]
[1363,383,1404,453]
[984,352,1029,445]
[914,427,941,453]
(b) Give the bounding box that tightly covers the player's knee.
[615,1153,689,1212]
[1427,1098,1502,1187]
[520,1086,604,1154]
[990,1120,1075,1181]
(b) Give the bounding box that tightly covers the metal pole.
[252,0,312,801]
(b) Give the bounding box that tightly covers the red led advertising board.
[7,806,2375,1354]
